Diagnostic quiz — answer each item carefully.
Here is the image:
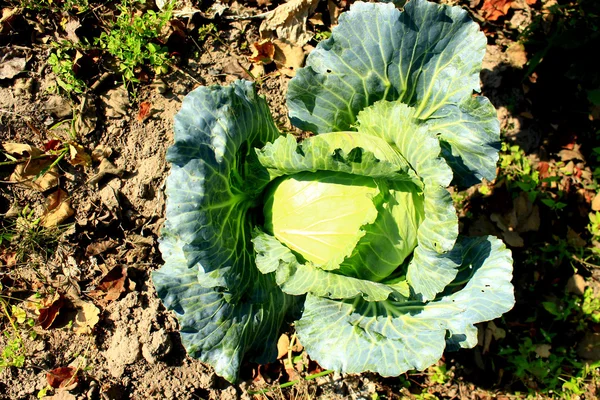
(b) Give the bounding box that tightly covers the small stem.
[572,254,600,269]
[0,154,55,167]
[247,369,334,395]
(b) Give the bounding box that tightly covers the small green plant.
[427,363,450,385]
[19,0,90,13]
[96,0,174,85]
[313,30,331,42]
[0,296,36,368]
[499,142,540,201]
[47,43,87,94]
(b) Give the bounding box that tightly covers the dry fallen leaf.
[137,101,152,122]
[505,42,527,68]
[3,142,60,191]
[0,249,17,267]
[85,239,119,257]
[260,0,320,47]
[41,189,75,228]
[273,39,306,77]
[2,142,41,156]
[47,366,78,389]
[68,143,91,167]
[39,293,65,330]
[558,143,585,162]
[101,87,130,118]
[480,0,513,21]
[535,344,552,358]
[74,93,97,136]
[71,299,100,335]
[483,320,506,354]
[89,265,128,302]
[249,40,276,64]
[277,333,290,359]
[62,15,81,43]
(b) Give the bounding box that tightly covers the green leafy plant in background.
[153,0,515,382]
[47,42,87,94]
[95,0,173,84]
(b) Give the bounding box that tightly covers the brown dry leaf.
[137,101,152,122]
[535,344,552,358]
[222,60,252,81]
[41,189,74,228]
[62,15,80,43]
[74,93,97,136]
[47,366,78,389]
[277,334,290,359]
[0,48,27,79]
[483,321,506,354]
[558,143,585,162]
[260,0,320,47]
[273,39,305,77]
[0,249,17,267]
[71,299,100,335]
[249,40,275,64]
[85,239,119,257]
[68,143,91,167]
[2,142,42,156]
[480,0,513,21]
[526,0,537,4]
[13,161,59,191]
[592,193,600,211]
[86,158,124,185]
[89,265,127,302]
[39,293,65,329]
[3,142,59,191]
[0,8,19,36]
[490,192,539,248]
[506,42,527,68]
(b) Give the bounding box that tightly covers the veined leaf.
[288,0,498,186]
[154,81,297,382]
[295,236,514,376]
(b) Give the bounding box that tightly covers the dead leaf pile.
[248,0,320,76]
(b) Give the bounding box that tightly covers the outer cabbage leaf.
[253,230,402,302]
[295,236,514,376]
[288,0,499,186]
[256,132,420,186]
[358,101,459,299]
[153,80,297,382]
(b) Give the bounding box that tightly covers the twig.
[572,254,600,269]
[0,154,54,167]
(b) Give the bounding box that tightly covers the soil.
[1,0,600,399]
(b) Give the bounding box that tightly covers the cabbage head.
[153,0,515,382]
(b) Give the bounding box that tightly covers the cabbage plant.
[153,0,515,382]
